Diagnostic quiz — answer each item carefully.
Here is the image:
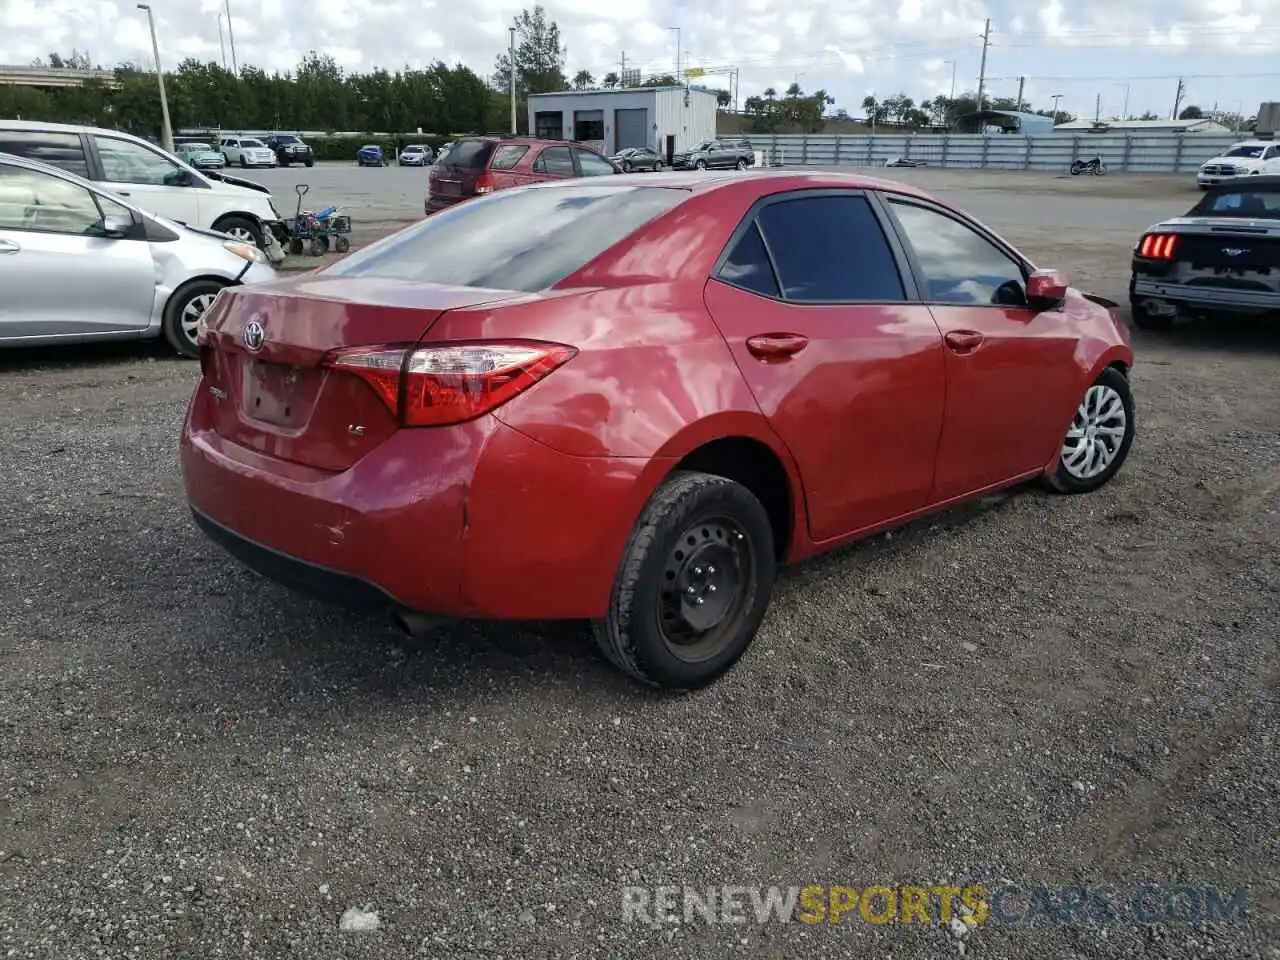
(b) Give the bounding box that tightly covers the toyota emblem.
[243,319,265,352]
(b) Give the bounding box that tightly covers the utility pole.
[1051,93,1063,124]
[216,13,227,70]
[1016,76,1025,112]
[508,26,517,134]
[1095,92,1102,123]
[223,0,237,73]
[975,18,991,112]
[1171,77,1185,120]
[136,4,173,154]
[619,50,626,84]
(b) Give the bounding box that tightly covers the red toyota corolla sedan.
[181,170,1136,689]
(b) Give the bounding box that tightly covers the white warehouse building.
[526,86,719,161]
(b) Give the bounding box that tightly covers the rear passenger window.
[534,147,575,176]
[490,145,529,169]
[0,130,90,178]
[719,222,780,297]
[755,195,906,302]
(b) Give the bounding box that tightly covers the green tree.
[572,70,594,90]
[1179,105,1203,119]
[493,6,567,96]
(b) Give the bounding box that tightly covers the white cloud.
[0,0,1273,118]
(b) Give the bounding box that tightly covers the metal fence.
[756,132,1245,173]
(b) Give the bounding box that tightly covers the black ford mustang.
[1130,176,1280,330]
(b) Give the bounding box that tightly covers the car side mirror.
[101,214,135,238]
[1027,268,1068,308]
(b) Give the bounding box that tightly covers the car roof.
[521,168,939,201]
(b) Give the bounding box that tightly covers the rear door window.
[490,145,529,170]
[533,147,575,176]
[751,194,907,302]
[0,130,90,178]
[718,222,779,298]
[325,184,686,292]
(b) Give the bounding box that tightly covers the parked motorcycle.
[1070,156,1107,176]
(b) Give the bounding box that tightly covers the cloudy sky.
[1,0,1275,121]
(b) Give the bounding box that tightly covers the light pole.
[1115,82,1130,120]
[1051,93,1063,124]
[223,0,238,73]
[943,60,956,103]
[667,27,680,82]
[216,13,227,70]
[137,4,174,153]
[508,25,517,134]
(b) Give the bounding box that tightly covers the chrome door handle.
[0,239,20,254]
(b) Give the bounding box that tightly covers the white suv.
[1197,140,1280,188]
[220,136,277,169]
[0,121,285,261]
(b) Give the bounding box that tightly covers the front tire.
[213,215,265,250]
[695,159,707,171]
[162,279,226,359]
[592,470,777,689]
[736,158,747,170]
[1042,367,1135,494]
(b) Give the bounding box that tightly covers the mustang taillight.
[322,341,577,427]
[1138,233,1179,260]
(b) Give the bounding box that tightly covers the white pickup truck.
[1196,140,1280,188]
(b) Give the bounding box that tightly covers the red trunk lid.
[199,276,525,471]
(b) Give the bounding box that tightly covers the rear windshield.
[1188,189,1280,217]
[442,139,497,169]
[325,185,687,292]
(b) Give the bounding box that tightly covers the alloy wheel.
[180,292,218,345]
[1062,384,1127,479]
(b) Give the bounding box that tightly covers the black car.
[265,133,315,167]
[609,147,663,172]
[1130,176,1280,330]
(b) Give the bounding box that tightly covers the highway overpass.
[0,65,119,88]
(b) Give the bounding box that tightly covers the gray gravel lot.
[1,166,1278,959]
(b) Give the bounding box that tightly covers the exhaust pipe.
[391,610,451,637]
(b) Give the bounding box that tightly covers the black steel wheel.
[593,470,776,689]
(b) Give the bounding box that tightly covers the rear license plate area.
[241,360,310,428]
[439,180,462,196]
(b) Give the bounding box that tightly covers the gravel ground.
[1,168,1278,959]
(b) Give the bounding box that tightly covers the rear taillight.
[1137,233,1179,260]
[323,341,577,427]
[473,172,495,195]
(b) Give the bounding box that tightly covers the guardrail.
[753,132,1247,173]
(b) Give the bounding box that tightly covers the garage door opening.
[535,111,563,140]
[574,110,604,142]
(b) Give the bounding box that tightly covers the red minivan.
[425,136,619,214]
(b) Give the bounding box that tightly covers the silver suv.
[671,137,755,171]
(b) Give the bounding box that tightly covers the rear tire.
[1070,161,1084,175]
[1042,366,1135,495]
[334,235,350,253]
[592,470,777,689]
[162,279,225,359]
